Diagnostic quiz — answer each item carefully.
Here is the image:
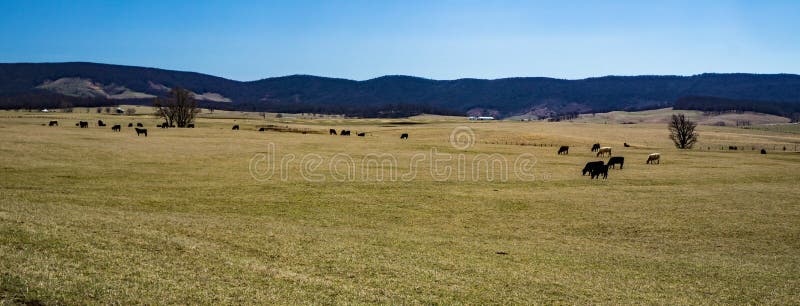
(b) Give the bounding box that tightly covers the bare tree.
[669,113,698,149]
[154,87,197,127]
[125,108,137,116]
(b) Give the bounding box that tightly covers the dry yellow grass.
[1,110,799,304]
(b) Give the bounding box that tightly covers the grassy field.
[1,110,799,304]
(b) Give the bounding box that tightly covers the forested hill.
[1,62,799,118]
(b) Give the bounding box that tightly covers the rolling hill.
[1,62,799,118]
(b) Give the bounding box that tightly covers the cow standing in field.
[357,132,366,137]
[232,125,240,130]
[590,164,609,179]
[340,130,350,136]
[329,129,337,135]
[761,149,767,154]
[596,147,612,157]
[607,156,624,169]
[400,133,409,139]
[591,143,601,152]
[160,123,169,129]
[78,121,89,128]
[258,127,267,132]
[48,121,58,126]
[646,153,660,164]
[97,120,106,127]
[135,128,147,137]
[128,123,133,127]
[624,143,631,147]
[582,161,604,176]
[111,125,121,132]
[557,146,569,155]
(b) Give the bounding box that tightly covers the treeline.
[0,91,236,112]
[674,96,800,122]
[236,101,462,118]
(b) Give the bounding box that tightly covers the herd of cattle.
[559,143,661,179]
[49,119,686,180]
[46,120,413,140]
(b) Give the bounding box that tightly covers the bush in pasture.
[125,108,136,116]
[153,87,197,128]
[669,113,698,149]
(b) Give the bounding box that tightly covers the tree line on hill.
[2,62,800,118]
[674,96,800,122]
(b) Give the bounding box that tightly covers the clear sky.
[1,0,798,81]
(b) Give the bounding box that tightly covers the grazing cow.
[596,147,612,157]
[136,123,143,127]
[187,123,195,128]
[400,133,409,139]
[232,125,240,130]
[357,132,366,137]
[590,164,609,179]
[97,120,106,127]
[258,127,267,132]
[78,121,89,128]
[329,129,337,135]
[591,143,601,152]
[557,146,569,155]
[729,146,738,150]
[111,124,121,132]
[624,142,631,147]
[48,120,58,126]
[582,161,604,176]
[761,149,767,154]
[340,130,350,136]
[607,156,624,169]
[127,123,133,127]
[135,128,147,137]
[646,153,660,164]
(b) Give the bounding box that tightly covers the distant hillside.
[1,62,799,118]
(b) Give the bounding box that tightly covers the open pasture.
[1,110,799,304]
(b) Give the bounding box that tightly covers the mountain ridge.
[1,62,799,118]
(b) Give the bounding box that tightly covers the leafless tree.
[154,87,197,127]
[125,108,136,116]
[669,113,698,149]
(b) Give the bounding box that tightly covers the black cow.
[187,124,195,128]
[590,164,609,179]
[340,130,350,136]
[258,127,267,132]
[128,123,133,127]
[624,143,631,147]
[400,133,408,139]
[329,129,337,135]
[607,156,624,169]
[136,123,143,127]
[591,143,601,152]
[111,124,121,132]
[48,121,58,126]
[557,146,569,155]
[729,146,738,150]
[232,125,240,130]
[97,120,106,127]
[582,161,604,176]
[357,132,366,137]
[135,128,147,137]
[761,149,767,154]
[160,123,169,129]
[78,121,89,128]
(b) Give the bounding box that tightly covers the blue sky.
[1,0,798,81]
